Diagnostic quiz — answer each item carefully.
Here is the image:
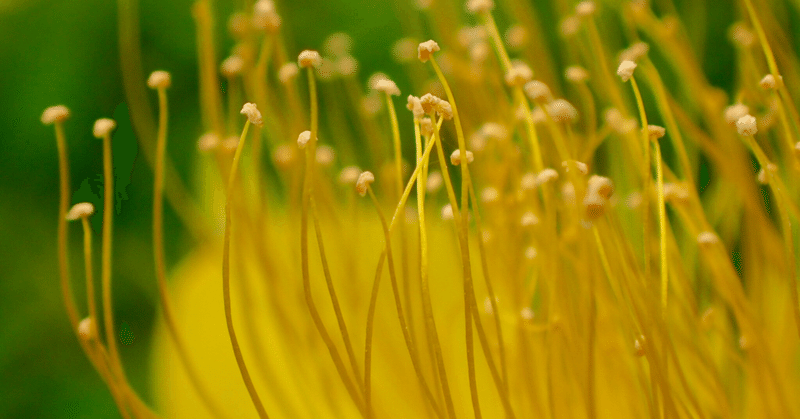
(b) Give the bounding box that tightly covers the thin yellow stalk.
[466,181,508,390]
[54,121,80,330]
[383,90,415,360]
[118,0,208,240]
[428,57,484,419]
[365,187,444,419]
[653,140,669,315]
[100,121,120,372]
[629,75,652,286]
[79,217,132,419]
[81,218,98,338]
[152,87,227,418]
[365,118,447,419]
[433,55,520,418]
[309,199,364,391]
[741,134,800,336]
[223,119,270,419]
[300,66,365,415]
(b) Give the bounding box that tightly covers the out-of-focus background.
[0,0,735,417]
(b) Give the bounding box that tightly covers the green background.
[0,0,741,417]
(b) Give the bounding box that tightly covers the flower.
[44,0,800,417]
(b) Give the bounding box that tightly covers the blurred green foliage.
[0,0,743,417]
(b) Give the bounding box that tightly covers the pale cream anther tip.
[547,99,579,123]
[339,166,361,185]
[356,171,375,196]
[240,102,264,126]
[92,118,117,139]
[66,202,95,221]
[197,133,220,152]
[724,103,749,125]
[504,62,533,86]
[41,105,71,125]
[759,74,780,90]
[374,79,401,96]
[298,50,322,68]
[147,70,172,89]
[647,125,666,139]
[565,66,589,83]
[220,55,245,77]
[297,130,314,149]
[450,149,474,166]
[697,231,720,247]
[466,0,493,14]
[575,1,596,17]
[617,60,637,82]
[418,40,440,63]
[441,204,454,220]
[736,114,757,136]
[78,317,95,341]
[278,63,299,84]
[524,80,552,102]
[536,168,559,185]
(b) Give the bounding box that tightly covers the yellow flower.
[46,0,800,418]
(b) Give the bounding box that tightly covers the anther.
[724,104,749,125]
[41,105,71,125]
[374,78,401,96]
[426,171,443,193]
[323,32,353,57]
[759,74,779,90]
[356,171,375,196]
[575,1,596,17]
[298,50,322,68]
[221,55,244,78]
[634,335,646,357]
[252,0,281,32]
[78,317,95,341]
[647,125,666,140]
[547,99,579,123]
[524,247,538,260]
[617,60,637,82]
[504,25,528,50]
[339,166,361,185]
[240,102,264,126]
[441,204,454,220]
[524,80,552,102]
[272,145,295,169]
[663,183,690,204]
[417,40,440,63]
[736,114,757,136]
[278,63,299,84]
[92,118,117,139]
[565,66,589,83]
[505,62,534,86]
[466,0,494,14]
[66,202,95,221]
[392,38,418,63]
[618,42,649,63]
[197,133,220,152]
[336,56,359,77]
[536,168,559,186]
[297,130,314,149]
[521,211,539,227]
[756,163,778,185]
[147,70,172,89]
[697,231,720,247]
[450,149,474,165]
[407,95,425,120]
[316,145,335,167]
[562,160,589,175]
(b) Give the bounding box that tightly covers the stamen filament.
[223,118,271,419]
[152,86,227,418]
